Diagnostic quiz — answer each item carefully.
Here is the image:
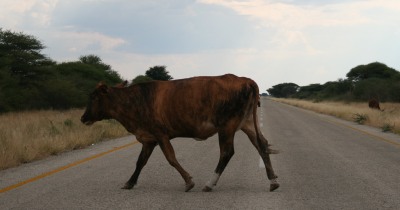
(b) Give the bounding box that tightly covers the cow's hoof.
[185,181,195,192]
[270,183,280,192]
[202,186,213,192]
[121,183,134,190]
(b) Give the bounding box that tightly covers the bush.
[381,123,394,132]
[353,113,368,124]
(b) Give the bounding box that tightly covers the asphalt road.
[1,98,400,209]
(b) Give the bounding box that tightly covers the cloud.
[197,0,400,54]
[47,0,258,54]
[199,0,400,28]
[40,30,126,62]
[57,31,126,52]
[0,0,57,29]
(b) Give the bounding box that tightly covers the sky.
[1,0,400,92]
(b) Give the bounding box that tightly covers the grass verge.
[273,98,400,134]
[0,109,129,170]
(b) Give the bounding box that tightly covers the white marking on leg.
[206,173,220,189]
[259,157,265,168]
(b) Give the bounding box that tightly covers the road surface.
[1,98,400,209]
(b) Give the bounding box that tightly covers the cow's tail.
[250,82,278,155]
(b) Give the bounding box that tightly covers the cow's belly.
[192,121,218,141]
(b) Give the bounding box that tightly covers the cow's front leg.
[122,142,156,189]
[158,138,195,192]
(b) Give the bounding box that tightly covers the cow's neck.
[105,89,139,133]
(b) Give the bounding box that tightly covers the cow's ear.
[96,82,109,94]
[115,80,128,88]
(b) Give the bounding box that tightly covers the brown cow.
[368,98,381,110]
[81,74,279,192]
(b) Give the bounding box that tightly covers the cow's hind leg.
[242,126,279,192]
[158,137,195,192]
[122,142,157,189]
[203,130,235,192]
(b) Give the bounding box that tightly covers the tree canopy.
[0,29,123,112]
[145,65,173,81]
[346,62,399,82]
[132,75,153,84]
[267,83,299,98]
[0,28,55,86]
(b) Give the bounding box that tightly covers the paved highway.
[1,98,400,209]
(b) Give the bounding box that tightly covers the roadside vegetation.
[0,109,129,170]
[273,98,400,134]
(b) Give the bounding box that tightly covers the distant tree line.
[0,29,173,113]
[267,62,400,102]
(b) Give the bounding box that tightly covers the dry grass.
[0,109,129,170]
[273,98,400,134]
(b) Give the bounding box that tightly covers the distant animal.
[81,74,279,192]
[368,98,381,110]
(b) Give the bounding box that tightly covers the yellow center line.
[0,141,139,194]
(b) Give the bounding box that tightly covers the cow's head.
[81,82,111,125]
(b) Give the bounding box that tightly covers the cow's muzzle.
[80,115,94,126]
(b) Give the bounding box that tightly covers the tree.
[293,83,323,99]
[0,29,56,112]
[352,78,389,101]
[80,54,103,65]
[319,79,352,99]
[78,55,122,84]
[267,83,299,98]
[0,28,55,85]
[132,75,153,84]
[145,65,173,81]
[54,57,124,107]
[80,55,112,71]
[0,29,126,112]
[346,62,399,82]
[344,62,400,102]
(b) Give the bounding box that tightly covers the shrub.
[353,113,368,124]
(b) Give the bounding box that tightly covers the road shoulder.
[0,135,136,191]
